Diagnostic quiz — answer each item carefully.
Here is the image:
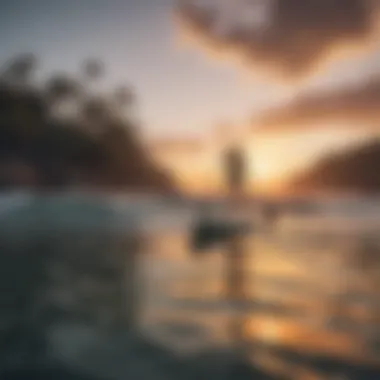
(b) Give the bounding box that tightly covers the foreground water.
[1,194,380,379]
[138,197,380,379]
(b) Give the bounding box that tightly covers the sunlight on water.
[1,195,380,379]
[138,200,380,377]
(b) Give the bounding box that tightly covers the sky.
[0,0,271,136]
[1,0,380,194]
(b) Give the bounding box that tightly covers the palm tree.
[113,85,135,109]
[82,59,104,83]
[0,54,37,87]
[112,85,139,130]
[80,96,113,135]
[43,74,84,123]
[45,75,82,106]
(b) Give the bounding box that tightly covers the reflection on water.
[2,195,379,378]
[140,207,380,378]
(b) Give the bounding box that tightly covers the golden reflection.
[142,216,380,375]
[244,316,282,344]
[244,315,361,359]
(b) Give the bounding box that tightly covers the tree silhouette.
[113,85,135,109]
[0,54,37,87]
[290,139,380,194]
[0,55,175,193]
[82,59,104,82]
[81,96,111,130]
[45,74,82,106]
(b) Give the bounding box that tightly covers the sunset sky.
[2,0,380,194]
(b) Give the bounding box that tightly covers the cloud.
[253,75,380,133]
[175,0,380,79]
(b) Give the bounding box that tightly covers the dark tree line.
[0,54,175,193]
[291,139,380,194]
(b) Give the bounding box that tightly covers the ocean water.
[137,197,380,379]
[1,194,380,379]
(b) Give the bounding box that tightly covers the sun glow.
[154,127,369,196]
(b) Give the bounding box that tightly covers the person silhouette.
[223,145,246,197]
